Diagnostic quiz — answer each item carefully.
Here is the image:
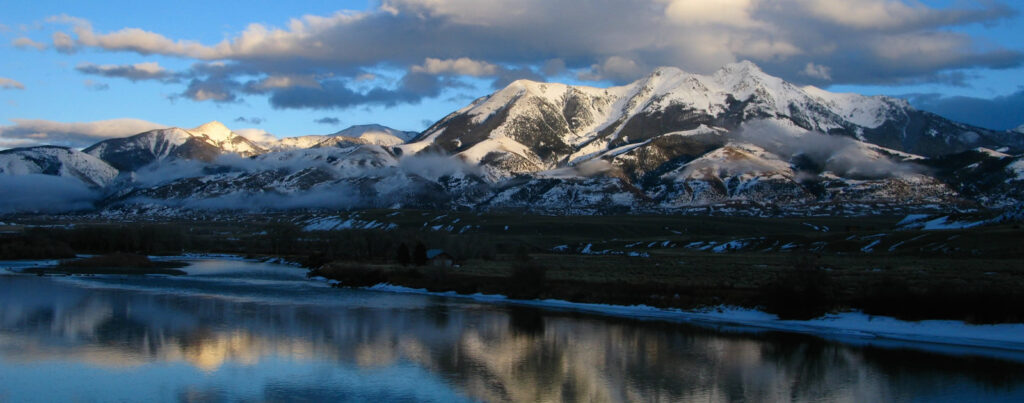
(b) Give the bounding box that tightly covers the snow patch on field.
[302,217,398,231]
[899,215,984,230]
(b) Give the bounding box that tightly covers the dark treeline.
[0,222,499,267]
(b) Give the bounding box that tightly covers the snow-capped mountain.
[84,121,266,171]
[0,146,118,187]
[267,124,419,151]
[405,61,1017,181]
[3,62,1023,215]
[108,144,489,210]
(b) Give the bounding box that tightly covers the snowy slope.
[84,121,267,171]
[0,146,119,187]
[187,121,267,156]
[266,124,419,151]
[408,61,1013,181]
[331,124,418,144]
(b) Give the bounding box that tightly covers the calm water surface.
[1,259,1022,402]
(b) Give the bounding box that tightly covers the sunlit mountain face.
[2,260,1022,402]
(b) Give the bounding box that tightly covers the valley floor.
[2,209,1023,323]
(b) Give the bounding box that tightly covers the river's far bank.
[340,281,1024,358]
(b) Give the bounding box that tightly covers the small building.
[426,249,455,267]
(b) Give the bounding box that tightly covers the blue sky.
[1,0,1022,148]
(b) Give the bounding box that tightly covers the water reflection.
[1,260,1023,402]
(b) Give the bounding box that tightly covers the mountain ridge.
[2,61,1022,214]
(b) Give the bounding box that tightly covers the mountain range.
[1,61,1022,215]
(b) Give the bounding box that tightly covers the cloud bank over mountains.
[0,119,168,148]
[38,0,1021,112]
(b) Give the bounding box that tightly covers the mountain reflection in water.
[1,259,1022,402]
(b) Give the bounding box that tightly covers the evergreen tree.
[413,242,428,266]
[515,244,531,262]
[397,243,411,266]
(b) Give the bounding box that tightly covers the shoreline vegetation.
[1,210,1022,323]
[24,253,188,276]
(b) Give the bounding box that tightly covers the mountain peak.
[1013,124,1024,134]
[190,121,234,142]
[333,124,419,142]
[649,66,687,77]
[193,120,229,132]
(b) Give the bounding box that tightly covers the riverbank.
[2,254,1021,359]
[343,282,1024,357]
[311,251,1024,324]
[20,253,189,276]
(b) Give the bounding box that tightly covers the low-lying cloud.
[0,174,100,213]
[904,89,1024,131]
[738,120,923,179]
[118,148,484,211]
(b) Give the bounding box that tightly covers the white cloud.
[412,57,499,76]
[0,78,25,90]
[234,128,278,144]
[12,37,46,50]
[251,75,321,90]
[0,118,168,148]
[52,31,76,53]
[660,0,760,27]
[801,62,832,80]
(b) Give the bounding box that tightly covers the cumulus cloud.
[579,56,648,82]
[75,62,176,82]
[791,0,1013,30]
[268,72,444,109]
[412,57,499,76]
[0,77,25,90]
[315,117,342,125]
[12,37,46,50]
[0,118,168,148]
[52,31,75,53]
[247,75,320,90]
[39,1,1022,108]
[904,89,1024,131]
[234,116,264,125]
[180,77,239,102]
[661,0,760,27]
[801,62,832,80]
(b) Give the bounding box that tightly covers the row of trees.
[395,242,428,266]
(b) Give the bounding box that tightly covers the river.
[1,258,1022,402]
